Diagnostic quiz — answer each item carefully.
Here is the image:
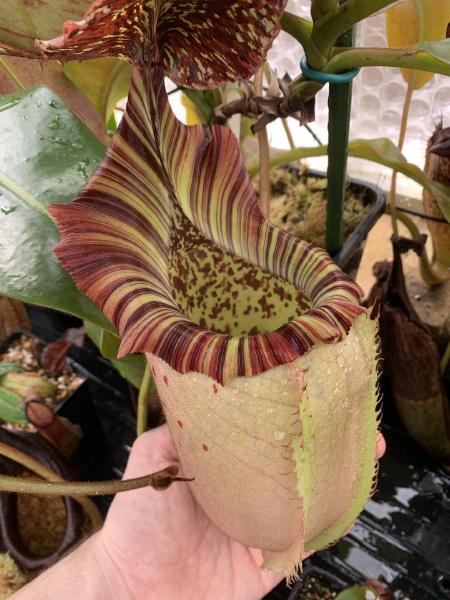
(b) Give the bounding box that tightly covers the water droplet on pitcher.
[77,160,89,179]
[0,99,19,111]
[0,204,17,215]
[48,117,60,130]
[52,136,69,145]
[48,99,62,109]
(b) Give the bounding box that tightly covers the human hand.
[96,425,386,600]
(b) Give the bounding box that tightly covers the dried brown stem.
[390,73,415,235]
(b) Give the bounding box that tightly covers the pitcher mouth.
[119,213,364,383]
[50,66,363,384]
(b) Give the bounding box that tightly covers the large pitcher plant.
[1,0,379,579]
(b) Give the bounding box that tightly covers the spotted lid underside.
[37,0,288,88]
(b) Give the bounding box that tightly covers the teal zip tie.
[300,56,360,84]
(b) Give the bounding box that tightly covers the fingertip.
[125,423,179,478]
[376,430,386,460]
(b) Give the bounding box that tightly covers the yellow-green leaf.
[386,0,450,88]
[64,58,131,123]
[0,363,23,376]
[181,93,205,125]
[0,387,27,425]
[84,320,146,388]
[335,588,372,600]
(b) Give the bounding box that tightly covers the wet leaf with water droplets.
[0,85,111,330]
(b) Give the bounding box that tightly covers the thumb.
[123,423,179,480]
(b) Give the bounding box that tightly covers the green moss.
[254,166,370,248]
[297,574,339,599]
[0,553,27,599]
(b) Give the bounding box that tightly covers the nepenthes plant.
[0,0,448,582]
[0,1,377,579]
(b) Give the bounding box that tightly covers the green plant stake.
[299,19,358,255]
[325,19,356,255]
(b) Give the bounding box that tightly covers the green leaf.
[0,0,91,56]
[335,587,372,600]
[417,38,450,66]
[0,387,26,424]
[83,320,146,389]
[0,362,24,376]
[347,138,450,222]
[0,86,115,332]
[0,58,110,143]
[327,40,450,82]
[251,137,450,222]
[64,58,131,123]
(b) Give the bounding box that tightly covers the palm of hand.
[98,425,282,600]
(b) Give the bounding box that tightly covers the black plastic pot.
[0,331,102,570]
[0,428,84,572]
[0,331,104,473]
[19,308,137,483]
[331,174,386,276]
[285,167,386,278]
